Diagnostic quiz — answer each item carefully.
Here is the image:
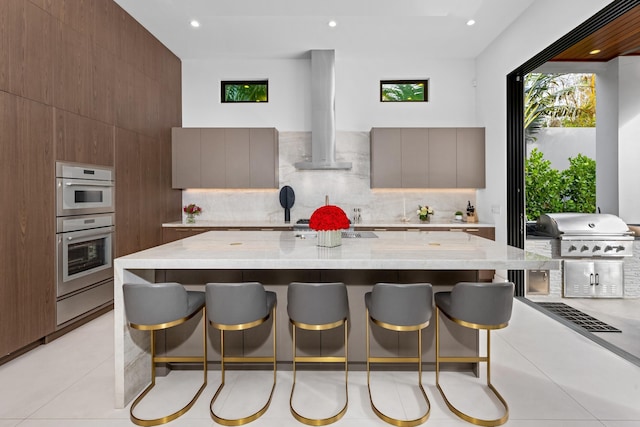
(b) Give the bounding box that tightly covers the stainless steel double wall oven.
[55,162,115,327]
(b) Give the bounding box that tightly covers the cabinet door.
[171,128,201,188]
[564,260,595,297]
[370,128,401,188]
[594,260,623,297]
[427,128,457,187]
[225,128,251,188]
[200,128,226,187]
[456,128,485,188]
[464,227,495,240]
[249,128,278,188]
[401,128,428,187]
[163,227,210,243]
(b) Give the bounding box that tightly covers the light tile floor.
[528,296,640,361]
[1,299,640,426]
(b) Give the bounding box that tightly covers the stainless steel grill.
[536,213,634,298]
[537,213,634,257]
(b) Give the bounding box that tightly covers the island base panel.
[156,269,479,366]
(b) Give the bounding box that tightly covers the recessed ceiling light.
[190,20,200,28]
[466,19,476,26]
[589,49,601,55]
[328,20,337,28]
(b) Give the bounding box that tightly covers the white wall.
[182,56,477,130]
[474,0,612,243]
[618,56,640,224]
[181,55,479,223]
[596,58,620,216]
[527,128,596,170]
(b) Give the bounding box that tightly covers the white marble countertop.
[117,230,557,271]
[162,220,495,228]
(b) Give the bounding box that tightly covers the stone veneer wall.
[525,239,562,297]
[625,241,640,298]
[183,131,477,224]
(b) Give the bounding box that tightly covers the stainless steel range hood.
[295,50,352,170]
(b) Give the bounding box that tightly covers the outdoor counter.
[114,230,558,407]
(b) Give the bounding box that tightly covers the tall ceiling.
[112,0,537,60]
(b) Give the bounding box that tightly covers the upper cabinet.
[370,127,485,188]
[172,127,279,189]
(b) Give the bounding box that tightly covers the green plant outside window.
[525,148,596,221]
[222,81,268,103]
[380,80,429,102]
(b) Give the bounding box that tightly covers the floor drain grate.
[537,302,621,333]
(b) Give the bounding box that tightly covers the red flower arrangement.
[309,205,350,231]
[183,204,202,215]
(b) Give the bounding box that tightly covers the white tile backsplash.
[183,131,476,224]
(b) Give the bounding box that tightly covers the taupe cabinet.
[370,127,485,188]
[172,127,279,189]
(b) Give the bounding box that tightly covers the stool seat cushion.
[365,283,433,326]
[435,282,514,327]
[123,282,204,326]
[287,282,348,325]
[206,282,276,325]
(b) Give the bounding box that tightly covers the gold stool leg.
[289,321,349,426]
[130,308,208,427]
[366,310,430,427]
[210,307,277,426]
[435,308,509,427]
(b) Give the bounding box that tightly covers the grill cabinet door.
[564,260,595,297]
[564,259,624,298]
[593,260,624,297]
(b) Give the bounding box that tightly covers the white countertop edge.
[116,230,557,271]
[162,220,494,228]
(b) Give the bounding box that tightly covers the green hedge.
[525,148,596,221]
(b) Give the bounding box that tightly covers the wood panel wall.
[0,0,181,358]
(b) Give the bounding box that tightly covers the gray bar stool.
[206,282,277,426]
[435,281,514,427]
[123,282,207,426]
[287,282,349,425]
[365,283,433,427]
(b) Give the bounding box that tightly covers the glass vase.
[317,230,342,247]
[186,213,196,224]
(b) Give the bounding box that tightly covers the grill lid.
[537,213,631,237]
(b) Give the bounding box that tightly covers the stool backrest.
[206,282,268,325]
[288,282,348,325]
[123,282,188,326]
[370,283,433,326]
[451,282,514,327]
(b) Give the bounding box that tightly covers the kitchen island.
[114,230,558,407]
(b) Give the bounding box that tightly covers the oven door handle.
[65,228,114,241]
[65,181,114,188]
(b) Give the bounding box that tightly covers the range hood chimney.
[295,50,352,170]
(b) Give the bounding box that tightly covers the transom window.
[380,80,429,102]
[221,80,268,103]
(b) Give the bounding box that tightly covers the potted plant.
[455,211,463,221]
[417,205,434,222]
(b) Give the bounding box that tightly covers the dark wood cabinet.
[0,0,181,358]
[0,92,56,357]
[163,227,210,243]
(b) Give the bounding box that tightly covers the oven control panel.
[560,239,634,257]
